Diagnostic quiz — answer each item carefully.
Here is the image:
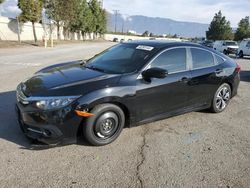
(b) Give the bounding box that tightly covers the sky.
[1,0,250,27]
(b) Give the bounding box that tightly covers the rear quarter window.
[215,55,225,64]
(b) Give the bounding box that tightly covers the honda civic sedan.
[16,41,241,146]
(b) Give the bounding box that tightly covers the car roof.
[124,40,205,49]
[123,40,230,59]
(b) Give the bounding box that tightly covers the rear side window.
[246,42,250,47]
[191,48,215,69]
[150,48,187,73]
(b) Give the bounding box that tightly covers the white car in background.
[237,39,250,58]
[213,40,239,55]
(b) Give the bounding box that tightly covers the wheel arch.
[221,81,233,98]
[76,99,132,142]
[77,97,133,129]
[109,101,131,128]
[226,82,235,98]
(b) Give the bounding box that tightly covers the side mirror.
[142,67,168,80]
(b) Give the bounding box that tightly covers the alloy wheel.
[215,87,231,111]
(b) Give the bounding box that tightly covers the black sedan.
[16,41,241,146]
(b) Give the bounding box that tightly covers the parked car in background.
[237,39,250,58]
[120,39,125,43]
[113,38,119,42]
[16,41,241,146]
[201,40,214,48]
[213,40,239,55]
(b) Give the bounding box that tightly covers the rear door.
[188,47,223,107]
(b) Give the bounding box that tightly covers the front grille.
[16,84,29,105]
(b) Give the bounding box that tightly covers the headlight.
[33,96,80,110]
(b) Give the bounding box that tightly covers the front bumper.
[16,103,83,145]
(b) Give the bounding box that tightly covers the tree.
[0,0,5,4]
[142,31,149,37]
[98,9,107,35]
[44,0,106,40]
[44,0,63,40]
[69,0,92,39]
[18,0,43,43]
[235,17,250,41]
[206,11,233,40]
[45,0,80,40]
[89,0,103,39]
[81,1,96,39]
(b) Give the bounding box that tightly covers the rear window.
[191,48,215,69]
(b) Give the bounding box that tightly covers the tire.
[210,83,232,113]
[83,104,125,146]
[223,50,228,55]
[239,51,244,58]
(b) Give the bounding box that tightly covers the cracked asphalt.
[0,42,250,188]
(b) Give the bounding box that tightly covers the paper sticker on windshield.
[136,45,154,51]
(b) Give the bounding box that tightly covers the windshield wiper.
[80,60,88,66]
[85,65,106,73]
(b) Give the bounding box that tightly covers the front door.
[135,47,191,122]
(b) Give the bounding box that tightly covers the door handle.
[179,77,190,83]
[215,69,223,74]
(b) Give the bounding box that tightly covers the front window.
[150,48,187,73]
[86,44,156,74]
[225,41,237,46]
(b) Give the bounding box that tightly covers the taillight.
[236,62,241,73]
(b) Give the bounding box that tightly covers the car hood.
[22,61,121,96]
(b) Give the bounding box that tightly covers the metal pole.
[122,21,124,34]
[17,17,21,44]
[50,21,53,48]
[113,10,119,33]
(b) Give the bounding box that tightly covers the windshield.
[206,41,213,44]
[225,42,237,46]
[86,44,156,74]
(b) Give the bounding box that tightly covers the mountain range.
[107,13,209,38]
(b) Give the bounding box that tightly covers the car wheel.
[223,50,228,55]
[239,51,244,58]
[83,104,125,146]
[210,83,232,113]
